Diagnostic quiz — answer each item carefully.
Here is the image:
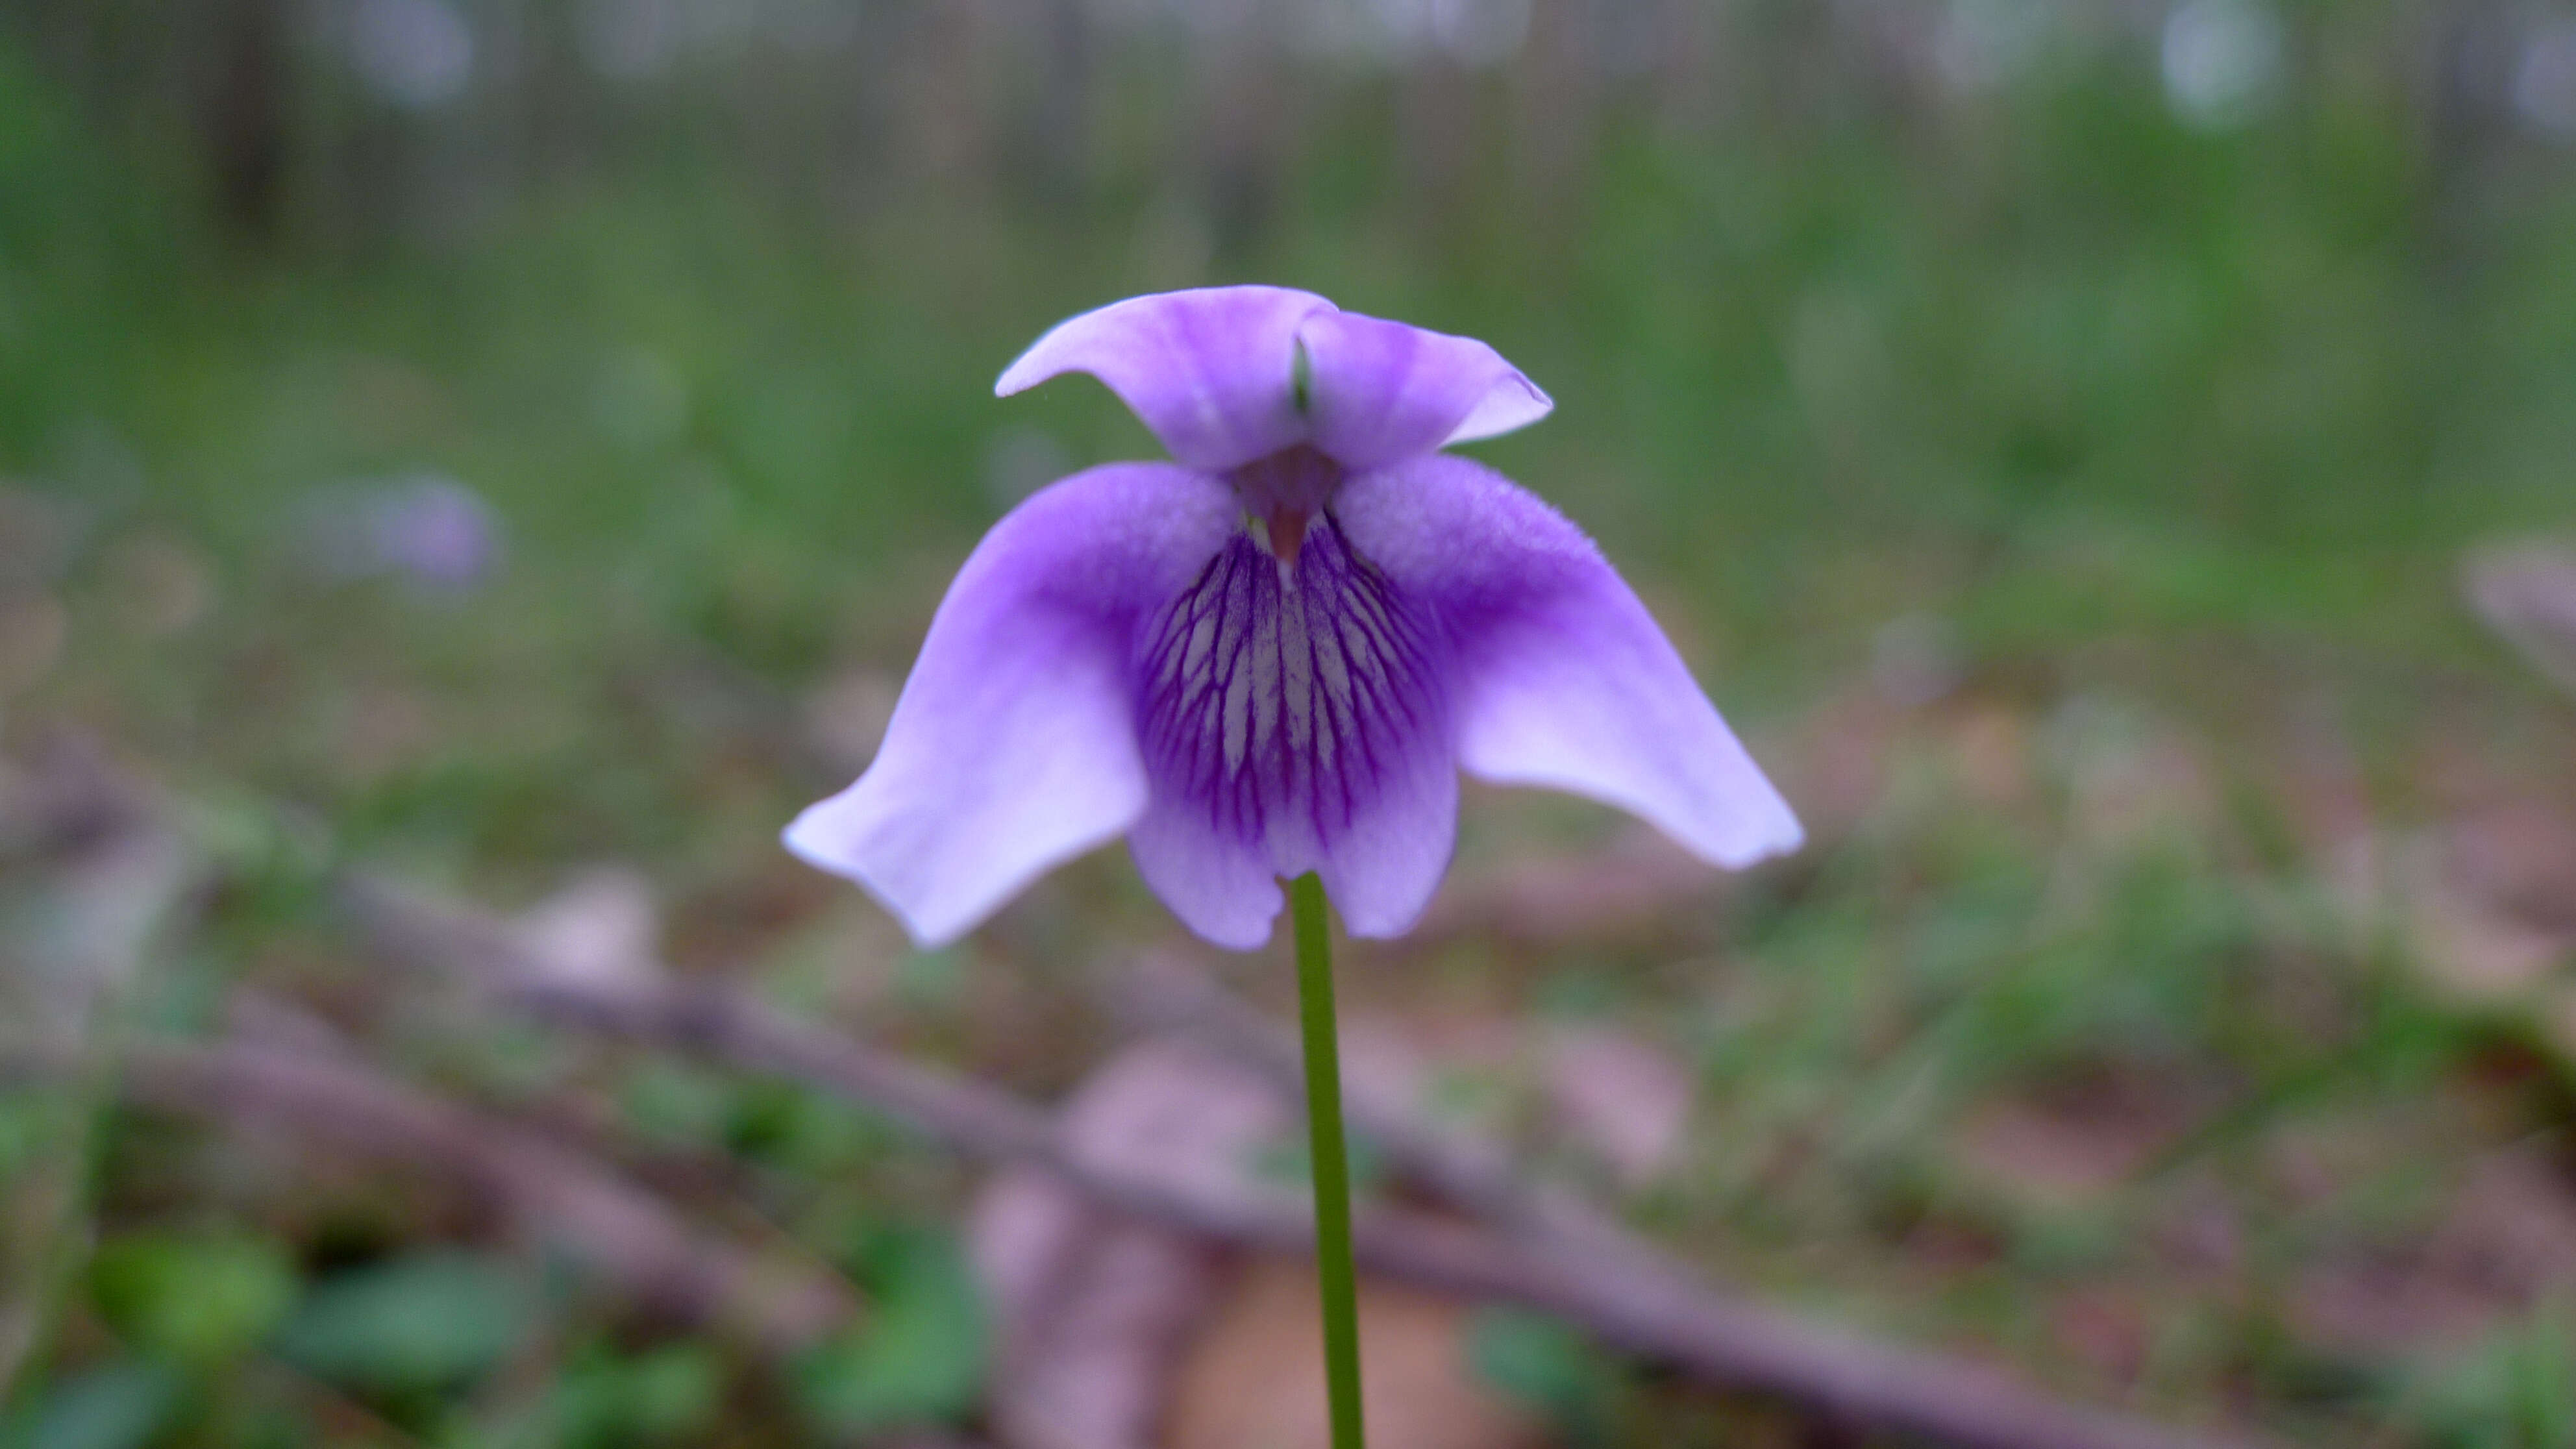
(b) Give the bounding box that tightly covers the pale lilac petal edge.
[994,286,1335,472]
[1311,748,1460,939]
[1125,799,1285,950]
[1443,371,1554,447]
[784,464,1242,946]
[1296,309,1553,469]
[1336,455,1803,869]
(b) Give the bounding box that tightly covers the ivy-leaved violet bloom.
[786,287,1802,949]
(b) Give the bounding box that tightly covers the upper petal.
[1297,310,1552,469]
[1335,456,1803,869]
[785,464,1241,947]
[995,287,1333,472]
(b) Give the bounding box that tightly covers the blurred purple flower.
[787,288,1800,949]
[301,474,502,590]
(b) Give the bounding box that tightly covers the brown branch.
[2466,541,2576,705]
[1,749,856,1369]
[345,873,2268,1449]
[1112,956,1705,1291]
[121,1036,854,1357]
[1402,828,1728,956]
[0,739,204,1397]
[1111,954,1643,1258]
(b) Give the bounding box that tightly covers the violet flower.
[787,287,1801,949]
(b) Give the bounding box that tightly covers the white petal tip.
[1200,921,1277,952]
[1163,882,1285,952]
[994,308,1106,397]
[1443,375,1555,447]
[993,356,1044,397]
[992,356,1044,398]
[1704,819,1806,870]
[1670,786,1807,869]
[1339,911,1426,943]
[781,813,965,950]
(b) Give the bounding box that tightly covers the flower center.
[1227,444,1344,569]
[1134,515,1448,866]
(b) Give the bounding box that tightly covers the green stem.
[1290,873,1367,1449]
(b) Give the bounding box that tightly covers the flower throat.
[1134,512,1447,859]
[1229,443,1344,571]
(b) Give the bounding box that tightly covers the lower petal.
[1312,736,1457,939]
[1336,457,1803,869]
[1126,797,1283,951]
[785,464,1239,947]
[1130,521,1460,948]
[1129,741,1454,948]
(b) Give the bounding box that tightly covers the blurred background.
[4,0,2576,1444]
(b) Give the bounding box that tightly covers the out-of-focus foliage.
[87,1232,297,1367]
[795,1224,987,1433]
[271,1252,541,1394]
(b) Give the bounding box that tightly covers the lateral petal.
[1335,456,1803,869]
[785,464,1240,947]
[995,287,1333,472]
[1297,310,1552,469]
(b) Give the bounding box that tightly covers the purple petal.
[786,464,1241,946]
[995,287,1333,472]
[1128,520,1459,947]
[1125,799,1284,950]
[1297,310,1552,470]
[1337,456,1803,868]
[1311,731,1457,939]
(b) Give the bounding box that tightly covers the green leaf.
[794,1225,985,1433]
[617,1061,734,1148]
[1,1360,180,1449]
[543,1343,723,1449]
[89,1232,297,1365]
[271,1251,539,1394]
[1468,1306,1616,1446]
[2404,1310,2576,1449]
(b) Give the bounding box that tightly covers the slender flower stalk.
[1288,873,1366,1449]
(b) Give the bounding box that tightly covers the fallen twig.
[0,740,203,1395]
[346,873,2266,1449]
[2466,541,2576,705]
[1113,954,1653,1266]
[122,1036,854,1356]
[1401,828,1728,956]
